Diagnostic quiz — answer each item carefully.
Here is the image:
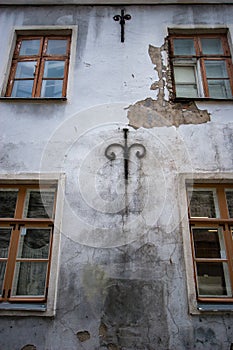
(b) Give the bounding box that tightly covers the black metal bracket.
[105,128,146,181]
[113,9,131,43]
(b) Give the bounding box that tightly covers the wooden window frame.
[187,183,233,303]
[0,183,57,303]
[5,35,71,98]
[169,33,233,99]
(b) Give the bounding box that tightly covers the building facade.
[0,1,233,349]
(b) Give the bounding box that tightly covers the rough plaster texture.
[0,4,233,350]
[127,44,211,128]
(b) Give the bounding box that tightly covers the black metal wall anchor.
[105,128,146,181]
[113,9,131,43]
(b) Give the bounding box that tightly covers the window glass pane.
[174,66,196,83]
[0,262,7,296]
[43,61,65,78]
[207,80,232,99]
[17,228,51,259]
[24,190,55,218]
[173,39,195,56]
[226,190,233,218]
[205,61,228,78]
[41,80,63,98]
[196,262,231,296]
[12,261,47,296]
[0,227,12,296]
[11,80,34,98]
[47,39,67,55]
[175,85,198,98]
[0,190,18,218]
[174,66,198,98]
[192,228,226,259]
[19,40,41,56]
[15,61,36,79]
[201,38,223,55]
[188,189,219,218]
[0,228,12,257]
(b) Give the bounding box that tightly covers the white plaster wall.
[0,4,233,350]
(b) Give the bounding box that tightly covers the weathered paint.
[0,4,233,350]
[127,43,211,128]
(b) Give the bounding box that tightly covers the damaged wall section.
[127,44,211,129]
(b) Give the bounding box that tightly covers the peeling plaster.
[76,330,91,342]
[127,44,211,129]
[21,346,37,350]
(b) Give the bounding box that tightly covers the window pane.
[174,66,198,98]
[19,40,41,56]
[41,80,63,98]
[0,262,7,296]
[192,228,225,259]
[173,39,195,55]
[15,61,36,79]
[17,228,51,259]
[24,190,55,218]
[175,85,198,98]
[188,189,219,218]
[12,261,47,296]
[207,80,232,99]
[0,228,12,257]
[196,262,231,296]
[174,66,196,83]
[11,80,34,98]
[205,61,228,78]
[201,38,223,55]
[47,39,67,55]
[226,190,233,218]
[43,61,65,78]
[0,190,18,218]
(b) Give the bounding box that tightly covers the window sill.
[0,302,46,311]
[0,302,56,316]
[197,302,233,312]
[173,97,233,102]
[0,97,67,102]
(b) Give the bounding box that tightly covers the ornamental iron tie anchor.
[113,9,131,43]
[105,128,146,181]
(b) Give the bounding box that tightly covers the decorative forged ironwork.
[113,9,131,43]
[105,128,146,181]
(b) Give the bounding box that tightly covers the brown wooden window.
[0,184,57,302]
[169,33,233,99]
[5,35,71,98]
[187,183,233,303]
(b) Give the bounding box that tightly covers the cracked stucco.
[127,44,211,129]
[1,4,233,350]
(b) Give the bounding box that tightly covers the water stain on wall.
[99,279,169,349]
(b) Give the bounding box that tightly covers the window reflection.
[19,39,40,56]
[47,39,67,55]
[197,262,230,296]
[188,189,219,218]
[0,190,18,218]
[24,190,55,219]
[226,190,233,218]
[192,228,225,259]
[17,228,51,259]
[201,38,223,55]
